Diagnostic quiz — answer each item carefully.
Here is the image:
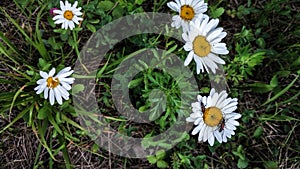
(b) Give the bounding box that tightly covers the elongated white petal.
[49,89,55,105]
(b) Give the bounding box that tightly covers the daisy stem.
[58,133,72,169]
[72,30,81,58]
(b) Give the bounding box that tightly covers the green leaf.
[38,106,49,119]
[263,161,278,169]
[291,56,300,67]
[237,158,248,169]
[248,82,274,93]
[128,77,143,88]
[253,126,263,138]
[98,1,114,11]
[157,160,169,168]
[155,150,166,160]
[86,23,96,33]
[270,75,278,87]
[72,84,85,94]
[256,38,266,48]
[262,74,299,106]
[89,19,100,24]
[112,5,124,19]
[147,155,157,164]
[135,0,144,5]
[213,7,225,18]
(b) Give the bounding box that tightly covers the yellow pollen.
[46,77,59,89]
[193,35,211,57]
[180,5,195,21]
[64,10,74,20]
[203,107,223,127]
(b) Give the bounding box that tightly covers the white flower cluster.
[167,0,241,146]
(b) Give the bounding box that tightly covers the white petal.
[60,1,65,11]
[56,67,71,76]
[53,14,64,21]
[194,117,202,125]
[194,56,204,74]
[40,71,48,78]
[184,51,194,66]
[227,119,240,126]
[72,1,78,8]
[205,19,219,35]
[60,77,75,84]
[36,79,46,85]
[223,106,237,114]
[53,10,63,15]
[36,83,47,94]
[167,1,179,12]
[182,32,189,42]
[208,53,225,64]
[49,68,56,77]
[56,70,73,78]
[198,124,206,141]
[211,43,229,55]
[171,15,181,29]
[60,81,72,90]
[192,125,202,135]
[208,129,215,146]
[202,56,218,73]
[57,85,70,99]
[54,88,63,105]
[44,87,49,99]
[49,89,55,105]
[214,130,222,143]
[186,117,195,122]
[183,42,192,51]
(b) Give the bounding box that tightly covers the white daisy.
[182,14,229,74]
[34,67,75,105]
[186,88,241,146]
[167,0,208,32]
[52,1,83,30]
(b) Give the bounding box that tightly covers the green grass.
[1,0,300,168]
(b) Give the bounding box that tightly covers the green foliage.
[232,145,249,169]
[147,150,169,168]
[225,43,265,85]
[1,0,300,168]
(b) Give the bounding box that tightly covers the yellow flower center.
[180,5,195,21]
[64,10,74,20]
[203,107,223,127]
[193,35,211,57]
[47,77,60,89]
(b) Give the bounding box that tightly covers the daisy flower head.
[182,14,229,74]
[34,67,75,105]
[186,88,241,146]
[167,0,208,32]
[52,1,83,30]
